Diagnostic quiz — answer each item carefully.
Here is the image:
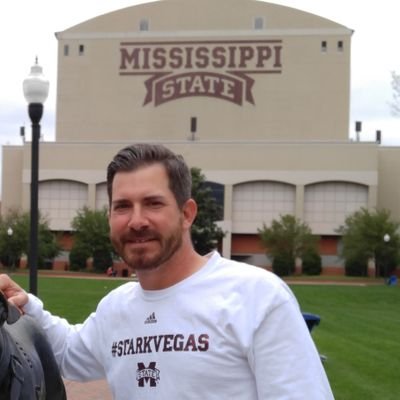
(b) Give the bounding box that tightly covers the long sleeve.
[24,294,106,381]
[250,294,334,399]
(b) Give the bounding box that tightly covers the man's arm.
[0,274,105,381]
[251,297,334,399]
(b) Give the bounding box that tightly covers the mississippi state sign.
[120,39,283,106]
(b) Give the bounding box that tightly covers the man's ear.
[182,198,197,228]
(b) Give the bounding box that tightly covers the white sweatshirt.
[24,252,334,399]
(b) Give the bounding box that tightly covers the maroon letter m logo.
[136,362,160,387]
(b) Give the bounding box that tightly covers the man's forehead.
[112,165,171,195]
[113,164,168,181]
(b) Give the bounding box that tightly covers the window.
[204,182,225,220]
[63,44,69,56]
[254,17,264,30]
[337,41,344,52]
[321,41,327,52]
[189,117,197,140]
[95,183,108,210]
[232,181,295,232]
[139,19,149,31]
[79,44,85,56]
[304,182,368,231]
[39,180,88,230]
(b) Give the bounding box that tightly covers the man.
[0,143,334,399]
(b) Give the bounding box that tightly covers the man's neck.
[136,248,208,290]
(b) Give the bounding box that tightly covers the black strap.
[0,291,22,326]
[0,327,11,386]
[9,354,24,400]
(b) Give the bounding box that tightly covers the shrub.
[345,257,368,277]
[69,245,90,271]
[272,252,295,277]
[302,251,322,275]
[92,249,113,273]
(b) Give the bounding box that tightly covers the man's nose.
[127,207,149,230]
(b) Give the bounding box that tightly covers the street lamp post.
[383,233,391,280]
[23,58,49,295]
[7,227,14,268]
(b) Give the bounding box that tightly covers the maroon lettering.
[212,47,226,68]
[142,48,151,70]
[228,46,236,68]
[136,337,143,354]
[123,338,130,355]
[112,333,210,357]
[117,341,124,357]
[169,47,183,68]
[163,334,174,352]
[198,334,209,351]
[256,46,272,68]
[127,339,135,355]
[195,46,209,68]
[274,45,283,68]
[142,336,152,353]
[239,46,254,68]
[184,334,198,352]
[119,48,140,70]
[119,39,283,106]
[152,47,167,69]
[173,334,185,351]
[151,72,244,106]
[153,335,163,352]
[184,47,194,68]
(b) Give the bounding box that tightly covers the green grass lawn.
[8,273,400,399]
[10,274,124,323]
[291,284,400,400]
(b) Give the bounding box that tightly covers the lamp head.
[23,57,49,104]
[383,233,390,243]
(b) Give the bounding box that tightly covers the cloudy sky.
[0,0,399,148]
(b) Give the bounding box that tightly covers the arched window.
[39,180,88,230]
[232,181,295,233]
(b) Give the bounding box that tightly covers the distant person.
[106,266,116,277]
[0,143,334,399]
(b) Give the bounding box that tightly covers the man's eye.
[113,203,129,211]
[148,200,163,207]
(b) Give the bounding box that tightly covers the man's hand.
[0,274,29,308]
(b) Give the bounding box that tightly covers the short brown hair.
[107,143,192,208]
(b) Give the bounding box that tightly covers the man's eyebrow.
[144,195,167,202]
[111,198,130,206]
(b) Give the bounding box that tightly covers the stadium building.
[2,0,400,274]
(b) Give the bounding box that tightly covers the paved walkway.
[64,379,112,400]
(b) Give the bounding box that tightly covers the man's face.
[109,163,187,270]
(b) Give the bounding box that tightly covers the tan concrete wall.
[6,1,400,272]
[377,147,400,219]
[2,140,380,224]
[1,146,24,214]
[55,0,351,142]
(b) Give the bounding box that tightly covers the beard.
[113,222,184,271]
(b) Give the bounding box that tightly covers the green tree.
[69,243,91,271]
[71,207,114,272]
[37,222,61,268]
[337,208,400,277]
[0,209,60,269]
[259,214,319,276]
[0,210,27,268]
[190,167,224,255]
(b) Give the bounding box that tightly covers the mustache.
[120,230,160,242]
